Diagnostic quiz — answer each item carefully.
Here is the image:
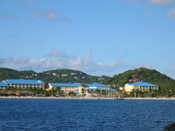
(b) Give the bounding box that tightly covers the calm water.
[0,99,175,131]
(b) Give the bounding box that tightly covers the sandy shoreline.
[0,96,175,100]
[0,96,117,100]
[123,97,175,100]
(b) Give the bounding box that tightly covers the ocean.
[0,99,174,131]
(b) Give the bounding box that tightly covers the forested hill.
[0,68,110,83]
[104,67,175,95]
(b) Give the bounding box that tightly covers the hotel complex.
[2,79,45,89]
[0,82,8,89]
[0,79,114,96]
[48,83,87,95]
[120,82,159,93]
[48,83,114,96]
[0,78,160,96]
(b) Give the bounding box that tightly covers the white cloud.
[33,9,57,21]
[47,9,57,20]
[128,0,174,5]
[32,8,72,22]
[0,51,133,75]
[47,50,67,58]
[150,0,173,4]
[168,8,175,18]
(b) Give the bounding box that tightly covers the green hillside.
[104,67,175,96]
[0,68,109,83]
[0,68,20,81]
[40,69,107,83]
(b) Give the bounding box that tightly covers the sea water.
[0,99,174,131]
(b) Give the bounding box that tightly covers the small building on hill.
[128,79,142,82]
[3,79,45,89]
[123,82,159,93]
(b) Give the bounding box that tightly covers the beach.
[1,96,175,100]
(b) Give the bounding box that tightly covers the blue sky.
[1,0,175,77]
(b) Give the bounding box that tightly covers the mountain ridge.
[0,67,110,83]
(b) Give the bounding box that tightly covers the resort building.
[123,82,159,93]
[3,79,45,89]
[0,78,115,96]
[48,83,115,96]
[85,83,115,96]
[0,82,8,89]
[85,83,112,91]
[48,83,88,95]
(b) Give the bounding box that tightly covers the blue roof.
[85,83,108,88]
[85,83,112,90]
[3,79,45,85]
[50,83,111,89]
[128,82,158,87]
[0,82,7,87]
[50,83,82,87]
[87,87,115,91]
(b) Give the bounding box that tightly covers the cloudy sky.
[0,0,175,77]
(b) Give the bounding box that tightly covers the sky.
[0,0,175,77]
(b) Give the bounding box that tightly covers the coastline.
[123,97,175,100]
[0,96,117,100]
[1,96,175,100]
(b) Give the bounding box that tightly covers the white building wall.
[124,84,159,93]
[124,84,135,92]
